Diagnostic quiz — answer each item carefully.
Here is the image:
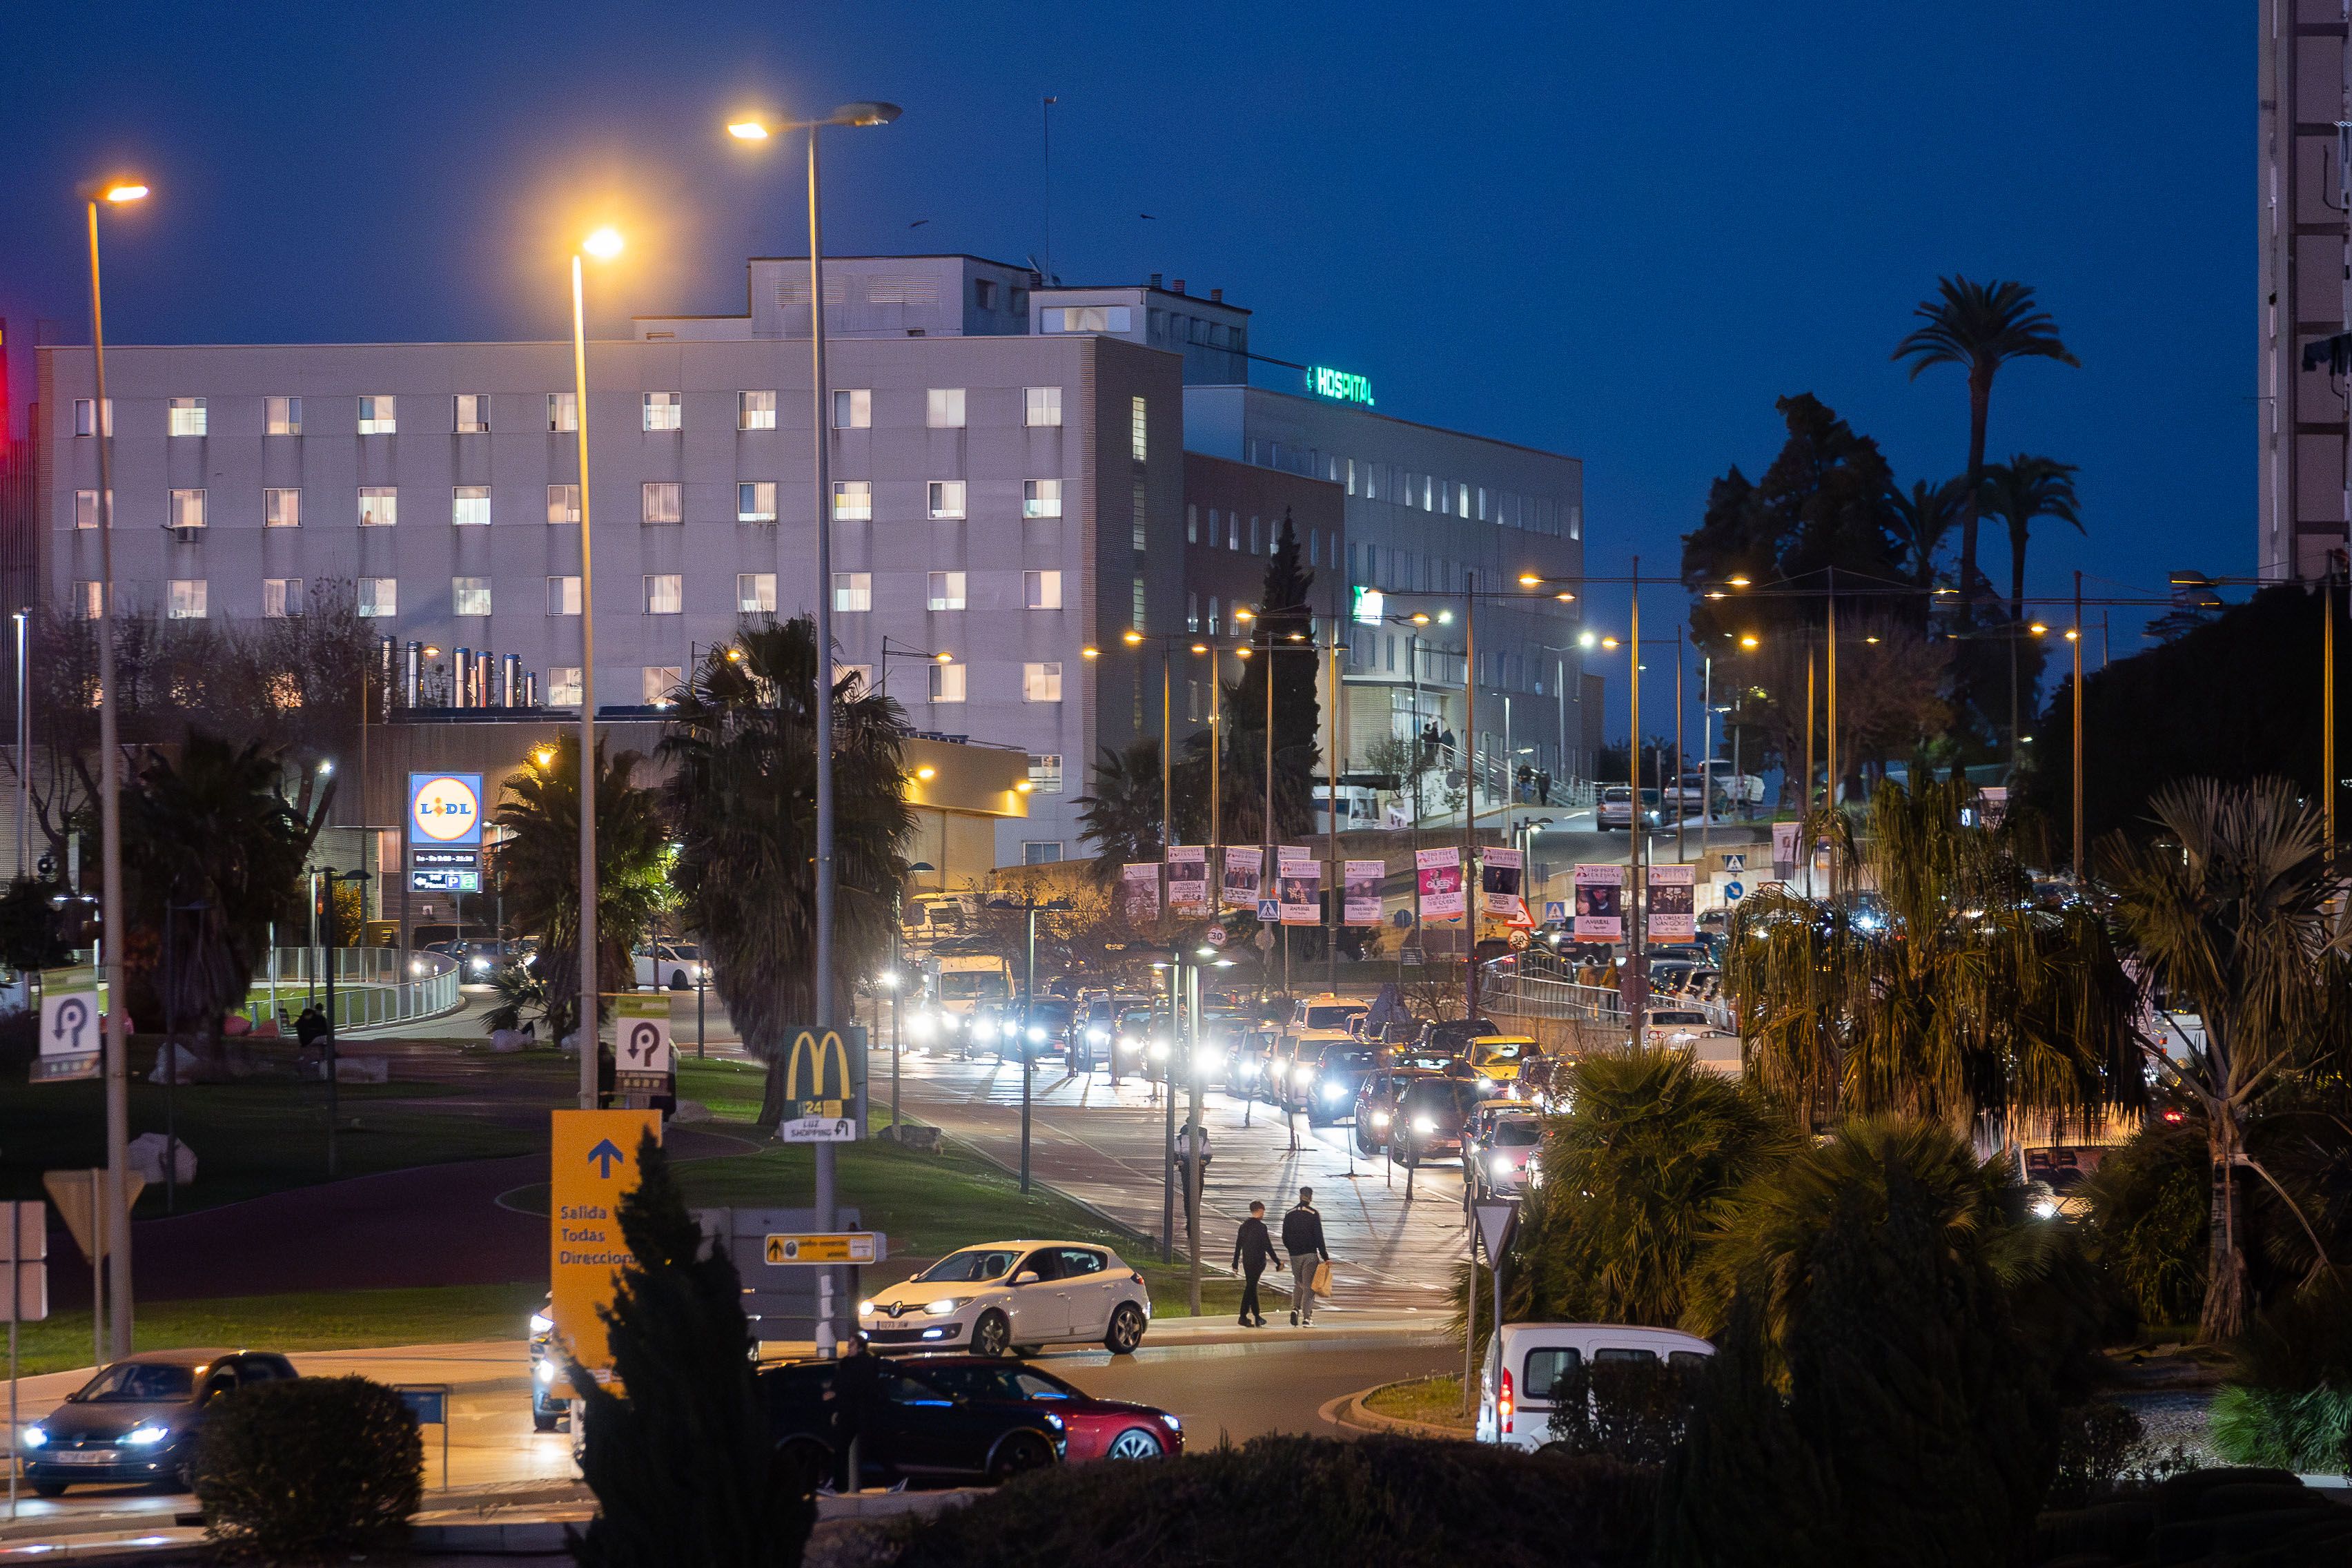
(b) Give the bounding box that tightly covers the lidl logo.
[409,773,484,845]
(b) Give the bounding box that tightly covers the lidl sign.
[1309,366,1375,406]
[409,773,484,845]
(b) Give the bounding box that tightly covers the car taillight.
[1130,1271,1144,1284]
[1499,1368,1513,1434]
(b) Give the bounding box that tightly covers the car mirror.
[204,1376,236,1400]
[1012,1271,1040,1287]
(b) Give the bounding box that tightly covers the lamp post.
[879,636,954,702]
[84,175,147,1360]
[569,225,622,1111]
[986,893,1069,1193]
[731,101,903,1239]
[311,866,372,1177]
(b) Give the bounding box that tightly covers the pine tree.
[1222,509,1322,841]
[570,1133,811,1568]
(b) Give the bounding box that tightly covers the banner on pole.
[1344,859,1386,926]
[1481,847,1527,923]
[35,966,101,1084]
[1647,863,1697,943]
[1120,862,1162,922]
[1221,846,1262,910]
[1277,857,1321,925]
[1166,846,1209,912]
[1771,821,1801,872]
[1573,863,1625,941]
[1417,847,1465,921]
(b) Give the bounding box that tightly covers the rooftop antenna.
[1041,95,1058,284]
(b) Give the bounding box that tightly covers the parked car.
[1286,1039,1382,1124]
[1464,1108,1542,1202]
[894,1358,1183,1462]
[633,941,705,990]
[1475,1323,1714,1452]
[761,1356,1064,1488]
[24,1349,300,1495]
[1640,1006,1716,1048]
[1394,1077,1485,1167]
[1597,786,1663,831]
[859,1241,1153,1358]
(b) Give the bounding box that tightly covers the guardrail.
[1482,970,1628,1027]
[237,948,460,1032]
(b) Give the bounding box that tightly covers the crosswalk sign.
[1258,899,1280,922]
[1544,901,1567,923]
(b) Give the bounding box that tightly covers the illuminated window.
[641,482,682,525]
[928,480,966,520]
[927,388,966,429]
[642,392,683,431]
[1186,504,1197,543]
[1132,576,1146,630]
[548,666,583,707]
[546,576,582,616]
[1188,593,1199,633]
[167,580,208,620]
[1041,306,1129,333]
[927,571,966,611]
[452,486,491,527]
[266,397,302,435]
[357,578,397,617]
[739,390,776,431]
[1131,484,1147,549]
[357,395,396,435]
[72,582,102,619]
[454,394,491,433]
[1130,396,1147,461]
[833,573,872,612]
[547,393,576,433]
[643,574,683,614]
[1024,479,1063,518]
[1025,570,1062,610]
[833,389,871,429]
[832,481,872,520]
[74,399,112,436]
[736,573,777,614]
[738,482,777,522]
[262,578,304,618]
[168,398,207,437]
[453,577,493,617]
[1027,754,1063,794]
[642,666,681,705]
[169,489,207,529]
[547,484,580,524]
[1024,386,1062,427]
[928,662,967,703]
[1023,662,1063,703]
[357,487,398,527]
[73,490,108,529]
[265,489,301,528]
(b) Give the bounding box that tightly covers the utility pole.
[1462,571,1479,1022]
[1627,560,1643,1032]
[2073,569,2087,878]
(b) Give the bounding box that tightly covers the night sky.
[1,2,2242,653]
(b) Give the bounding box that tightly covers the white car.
[634,941,705,990]
[1641,1006,1741,1076]
[1476,1322,1714,1451]
[859,1240,1153,1358]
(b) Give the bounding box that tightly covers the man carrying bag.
[1282,1186,1329,1326]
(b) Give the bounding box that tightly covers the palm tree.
[2098,778,2352,1340]
[1727,775,2139,1131]
[492,733,668,1046]
[121,730,331,1070]
[1072,738,1164,883]
[1888,476,1968,589]
[660,618,914,1125]
[1978,455,2082,626]
[1892,277,2079,618]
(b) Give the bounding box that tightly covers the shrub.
[193,1375,421,1560]
[2209,1268,2352,1473]
[2046,1402,2196,1508]
[1543,1358,1701,1466]
[892,1433,1654,1568]
[2077,1119,2207,1326]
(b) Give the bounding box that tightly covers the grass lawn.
[7,1283,547,1378]
[1364,1373,1475,1430]
[0,1043,560,1216]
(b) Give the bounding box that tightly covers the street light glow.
[582,226,624,259]
[1123,630,1144,645]
[1740,634,1760,649]
[103,184,150,204]
[1519,573,1541,587]
[916,765,937,781]
[533,747,556,767]
[1411,612,1432,625]
[1601,637,1620,649]
[727,120,772,140]
[1577,630,1596,648]
[2028,622,2048,636]
[1435,610,1453,625]
[1727,575,1752,588]
[1080,645,1099,659]
[934,650,953,662]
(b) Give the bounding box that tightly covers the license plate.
[51,1449,120,1464]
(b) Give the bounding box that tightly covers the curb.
[1320,1378,1476,1442]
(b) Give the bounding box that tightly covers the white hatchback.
[859,1240,1153,1358]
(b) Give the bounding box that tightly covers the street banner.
[1385,800,1410,830]
[1344,859,1386,926]
[779,1025,866,1141]
[1166,845,1209,912]
[1648,863,1697,943]
[1573,863,1625,941]
[1221,845,1262,910]
[1978,785,2010,830]
[1771,821,1801,872]
[34,966,101,1084]
[549,1108,663,1393]
[1121,861,1162,922]
[612,994,674,1095]
[1481,847,1527,923]
[1417,846,1465,920]
[1277,857,1321,925]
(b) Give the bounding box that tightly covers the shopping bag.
[1311,1260,1333,1298]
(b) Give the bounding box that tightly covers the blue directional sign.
[1725,881,1745,902]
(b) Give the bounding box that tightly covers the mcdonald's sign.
[780,1026,867,1144]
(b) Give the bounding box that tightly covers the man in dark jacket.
[1231,1201,1283,1327]
[1282,1187,1329,1326]
[827,1333,883,1493]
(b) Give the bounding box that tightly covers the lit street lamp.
[568,224,622,1110]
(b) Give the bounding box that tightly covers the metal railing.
[237,948,460,1032]
[1482,968,1628,1026]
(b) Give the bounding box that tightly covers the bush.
[193,1375,422,1560]
[2078,1120,2207,1326]
[1543,1358,1701,1466]
[2209,1269,2352,1473]
[892,1433,1654,1568]
[2045,1402,2196,1508]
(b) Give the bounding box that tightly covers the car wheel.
[777,1437,831,1491]
[1104,1302,1146,1355]
[669,970,689,990]
[971,1310,1013,1358]
[1105,1426,1165,1460]
[533,1411,562,1433]
[31,1482,66,1498]
[1011,1343,1043,1360]
[986,1430,1055,1483]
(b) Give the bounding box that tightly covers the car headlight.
[1027,1027,1046,1043]
[22,1425,45,1449]
[1491,1154,1513,1178]
[1321,1081,1344,1100]
[1148,1041,1169,1061]
[529,1312,553,1335]
[535,1359,558,1384]
[975,1021,998,1041]
[1043,1411,1066,1431]
[2032,1198,2057,1219]
[124,1424,171,1446]
[858,1299,875,1315]
[1413,1116,1436,1135]
[1088,1028,1109,1043]
[923,1297,968,1315]
[1163,1412,1181,1432]
[1117,1035,1137,1052]
[1372,1111,1391,1128]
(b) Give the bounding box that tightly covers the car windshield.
[912,1364,1076,1402]
[1026,1003,1072,1028]
[1474,1039,1535,1062]
[911,1246,1024,1284]
[1327,1048,1379,1068]
[1302,1006,1360,1029]
[74,1362,197,1402]
[1491,1120,1542,1147]
[1603,787,1630,802]
[1649,1010,1709,1026]
[940,972,1009,1000]
[1405,1081,1481,1119]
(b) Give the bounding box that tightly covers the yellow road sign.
[549,1108,662,1395]
[763,1232,883,1266]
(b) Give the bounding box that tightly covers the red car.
[895,1356,1182,1461]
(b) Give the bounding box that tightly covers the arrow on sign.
[586,1139,625,1178]
[51,998,90,1052]
[767,1237,790,1264]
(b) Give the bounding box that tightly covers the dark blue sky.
[1,2,2242,649]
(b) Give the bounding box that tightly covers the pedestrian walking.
[1231,1200,1282,1327]
[1282,1186,1329,1326]
[825,1333,882,1493]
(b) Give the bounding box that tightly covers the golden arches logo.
[785,1028,852,1107]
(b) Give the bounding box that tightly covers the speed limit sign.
[1206,924,1228,947]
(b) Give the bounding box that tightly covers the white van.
[1474,1322,1714,1451]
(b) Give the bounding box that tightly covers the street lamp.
[82,172,148,1360]
[567,224,621,1110]
[309,866,373,1178]
[731,101,903,1246]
